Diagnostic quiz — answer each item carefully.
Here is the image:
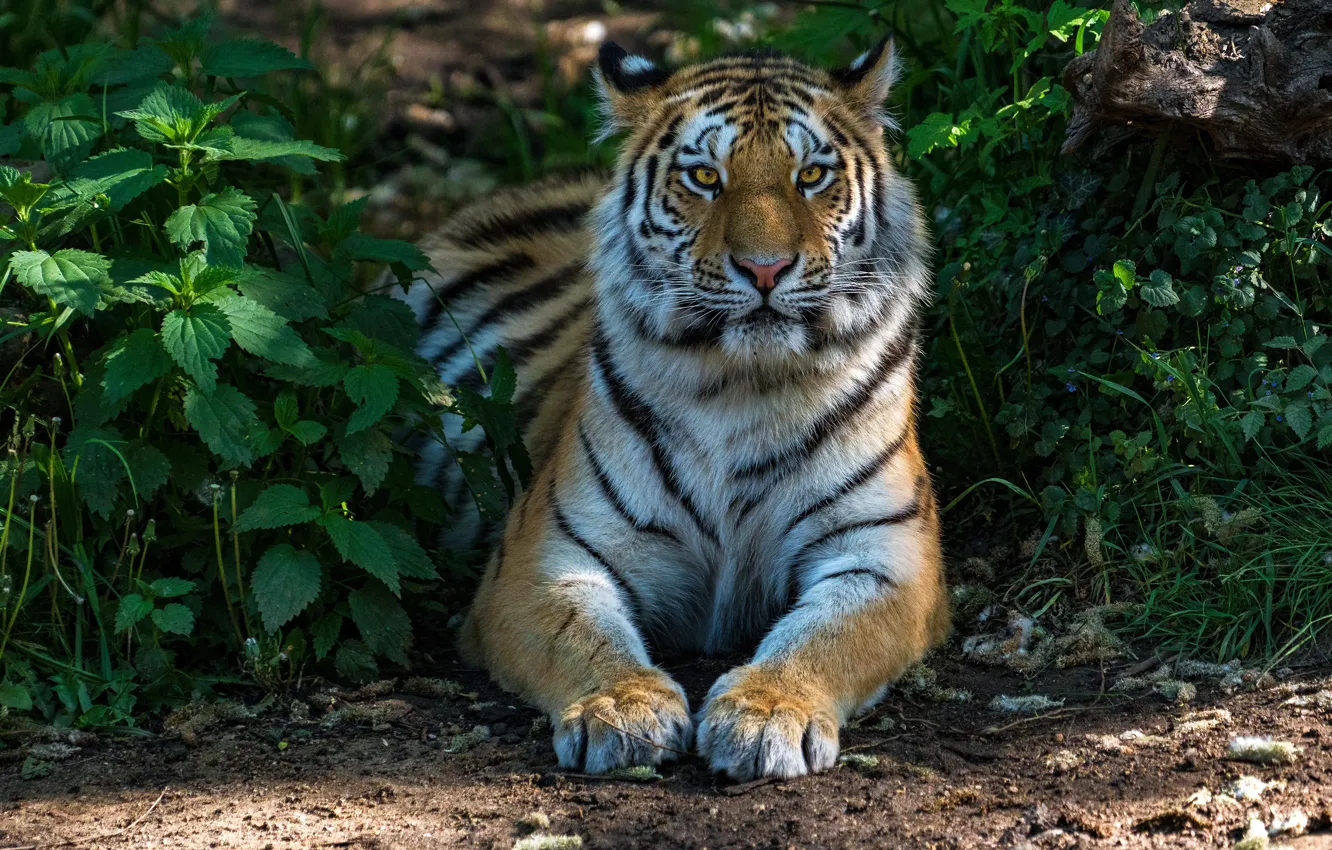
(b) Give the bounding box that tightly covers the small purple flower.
[1067,367,1075,373]
[1166,375,1175,382]
[1266,389,1273,395]
[1066,382,1077,393]
[1116,330,1124,335]
[1277,415,1284,422]
[1150,353,1161,360]
[1042,296,1049,302]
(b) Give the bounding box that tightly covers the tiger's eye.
[691,166,720,187]
[798,165,826,186]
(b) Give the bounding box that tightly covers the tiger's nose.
[732,255,795,293]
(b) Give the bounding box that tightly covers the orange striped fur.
[400,40,949,779]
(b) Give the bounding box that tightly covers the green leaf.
[404,486,447,524]
[116,593,154,633]
[368,521,438,580]
[0,166,49,210]
[221,135,344,165]
[274,390,298,429]
[60,148,169,210]
[1285,401,1312,439]
[1139,269,1179,307]
[287,420,327,447]
[945,0,988,31]
[319,197,368,246]
[343,364,399,434]
[24,93,103,172]
[457,451,506,520]
[1264,336,1298,349]
[490,347,518,405]
[233,483,321,532]
[92,42,174,86]
[1111,259,1136,291]
[102,328,171,405]
[230,112,329,174]
[336,294,419,349]
[9,249,110,316]
[125,442,171,498]
[214,293,315,366]
[1319,423,1332,450]
[149,577,195,598]
[165,187,257,268]
[64,426,127,517]
[339,234,430,271]
[0,682,32,711]
[312,612,343,660]
[319,478,357,513]
[0,121,24,158]
[339,428,392,495]
[236,268,328,321]
[348,582,412,665]
[161,303,232,393]
[906,112,969,159]
[321,515,399,593]
[264,354,347,388]
[1286,364,1318,393]
[200,38,315,77]
[252,544,322,633]
[152,603,195,635]
[117,83,238,144]
[183,383,259,466]
[334,639,378,683]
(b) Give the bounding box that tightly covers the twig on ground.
[721,777,776,796]
[841,736,902,753]
[979,706,1098,735]
[1117,654,1165,679]
[591,712,691,758]
[0,786,167,850]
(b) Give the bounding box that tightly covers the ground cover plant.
[0,14,525,725]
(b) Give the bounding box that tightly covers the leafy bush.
[0,17,520,724]
[773,0,1330,657]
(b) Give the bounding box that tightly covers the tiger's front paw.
[697,665,839,781]
[554,669,692,773]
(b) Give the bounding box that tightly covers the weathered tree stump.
[1062,0,1332,162]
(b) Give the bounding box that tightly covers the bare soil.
[3,652,1331,849]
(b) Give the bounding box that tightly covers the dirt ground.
[3,651,1331,849]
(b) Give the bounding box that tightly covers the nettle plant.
[0,21,523,723]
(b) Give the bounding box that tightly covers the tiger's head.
[590,41,928,364]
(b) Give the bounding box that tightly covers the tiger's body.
[400,42,949,780]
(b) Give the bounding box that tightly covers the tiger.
[398,39,950,780]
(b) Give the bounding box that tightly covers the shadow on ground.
[2,653,1330,849]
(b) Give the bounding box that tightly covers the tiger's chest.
[628,393,854,652]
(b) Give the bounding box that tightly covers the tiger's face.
[592,42,926,362]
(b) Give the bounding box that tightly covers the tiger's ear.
[594,42,670,139]
[831,37,899,125]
